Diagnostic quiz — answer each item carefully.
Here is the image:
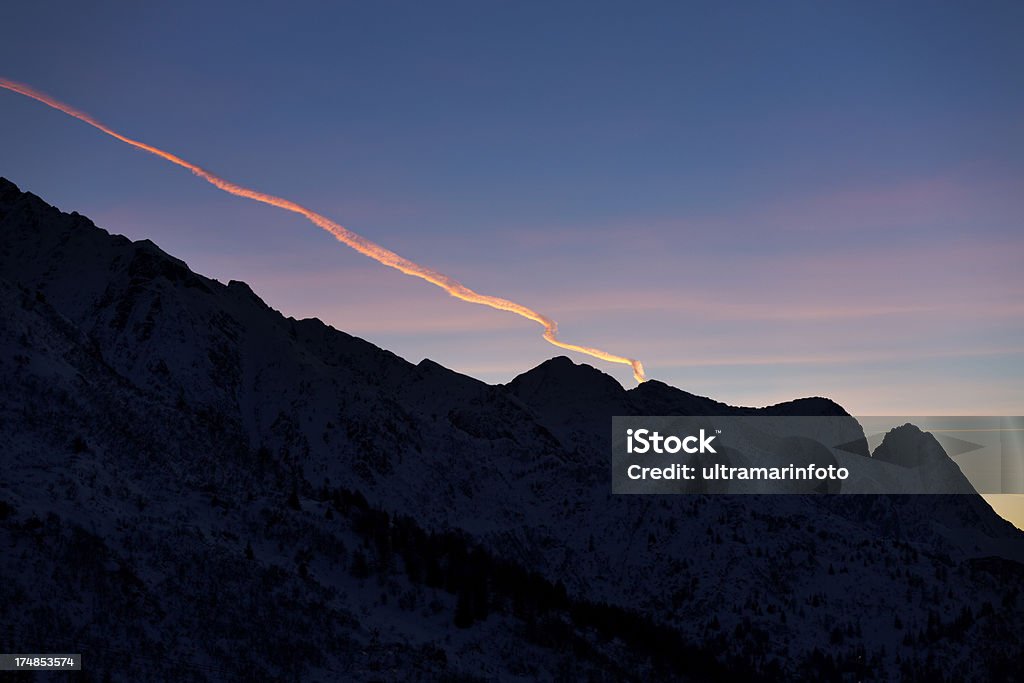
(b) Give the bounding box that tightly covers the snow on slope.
[1,177,1022,681]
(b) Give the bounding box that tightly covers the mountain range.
[1,177,1022,681]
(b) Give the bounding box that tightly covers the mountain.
[1,177,1022,681]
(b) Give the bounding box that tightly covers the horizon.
[1,3,1020,418]
[2,5,1023,677]
[4,169,1022,528]
[1,3,1021,528]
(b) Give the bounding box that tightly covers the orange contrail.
[0,77,646,382]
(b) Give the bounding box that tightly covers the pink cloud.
[652,346,1024,369]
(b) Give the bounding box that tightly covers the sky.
[0,1,1021,417]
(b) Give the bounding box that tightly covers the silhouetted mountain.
[872,424,977,495]
[875,424,957,469]
[1,177,1022,681]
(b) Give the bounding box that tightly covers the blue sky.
[1,1,1022,415]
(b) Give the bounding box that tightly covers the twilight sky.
[1,1,1021,416]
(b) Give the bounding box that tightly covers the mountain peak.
[0,176,22,200]
[507,355,625,399]
[628,378,727,414]
[873,423,947,467]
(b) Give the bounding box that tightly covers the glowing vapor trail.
[0,78,646,382]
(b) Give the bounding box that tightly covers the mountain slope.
[1,177,1022,681]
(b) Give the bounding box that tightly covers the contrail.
[1,78,646,382]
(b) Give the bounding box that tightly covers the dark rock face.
[1,176,1022,681]
[874,423,950,468]
[872,423,978,495]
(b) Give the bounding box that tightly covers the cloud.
[652,346,1024,369]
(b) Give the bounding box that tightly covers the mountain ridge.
[0,175,846,412]
[1,176,1022,681]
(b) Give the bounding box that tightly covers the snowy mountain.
[1,177,1022,681]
